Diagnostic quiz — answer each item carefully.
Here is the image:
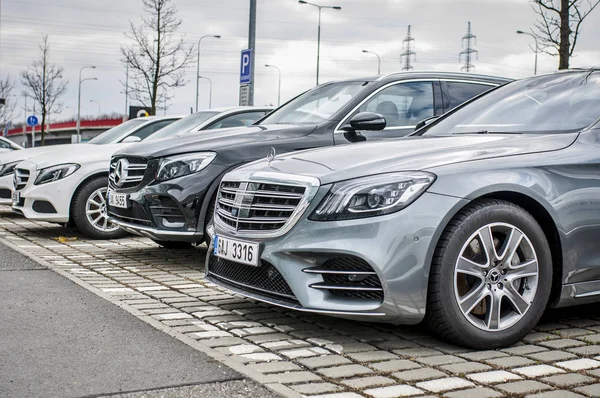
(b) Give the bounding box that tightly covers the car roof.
[197,106,274,113]
[324,71,512,86]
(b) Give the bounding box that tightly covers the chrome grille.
[13,168,30,190]
[109,156,148,190]
[215,180,306,233]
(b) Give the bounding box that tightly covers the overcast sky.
[1,0,599,122]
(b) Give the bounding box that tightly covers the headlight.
[156,152,216,181]
[309,172,436,221]
[0,161,19,177]
[34,164,80,185]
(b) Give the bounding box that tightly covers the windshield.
[260,81,367,124]
[146,111,219,141]
[424,71,600,136]
[88,119,147,144]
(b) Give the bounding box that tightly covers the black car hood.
[242,133,579,184]
[117,124,317,159]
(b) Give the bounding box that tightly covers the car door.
[334,80,439,144]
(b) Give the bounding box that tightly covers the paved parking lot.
[3,205,600,398]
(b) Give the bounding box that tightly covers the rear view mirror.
[122,136,142,143]
[414,115,439,131]
[342,112,386,131]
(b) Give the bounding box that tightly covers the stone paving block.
[392,347,444,358]
[317,364,373,379]
[328,342,377,354]
[574,383,600,397]
[556,358,600,371]
[249,361,302,374]
[346,351,399,363]
[523,332,561,343]
[392,368,448,382]
[440,362,492,375]
[416,377,474,393]
[222,344,264,355]
[525,391,586,398]
[340,376,396,389]
[526,350,578,363]
[580,333,600,344]
[513,364,566,377]
[279,347,330,359]
[312,394,363,398]
[273,370,323,384]
[416,355,466,367]
[501,344,549,355]
[261,339,311,351]
[557,328,595,338]
[199,337,247,348]
[467,370,522,384]
[370,359,421,373]
[189,330,232,339]
[374,340,419,350]
[364,384,425,398]
[496,380,552,394]
[568,344,600,357]
[297,355,352,369]
[230,326,275,337]
[541,373,595,387]
[538,338,587,349]
[245,333,293,344]
[233,352,283,363]
[291,382,343,395]
[459,350,508,361]
[485,355,536,368]
[443,387,503,398]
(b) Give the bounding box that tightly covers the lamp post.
[124,63,129,116]
[196,35,221,112]
[264,64,281,106]
[516,30,538,75]
[77,66,97,143]
[90,100,101,116]
[298,1,341,85]
[362,49,381,75]
[197,76,213,109]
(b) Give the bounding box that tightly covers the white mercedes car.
[0,136,23,153]
[12,107,272,239]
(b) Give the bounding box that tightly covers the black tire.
[151,240,193,250]
[71,176,128,240]
[203,191,217,247]
[425,199,552,349]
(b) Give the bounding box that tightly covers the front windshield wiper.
[453,130,523,135]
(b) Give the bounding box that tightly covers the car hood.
[240,133,579,185]
[0,144,73,165]
[25,143,130,169]
[116,124,317,159]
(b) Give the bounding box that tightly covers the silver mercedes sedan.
[206,69,600,348]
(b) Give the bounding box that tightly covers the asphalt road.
[0,241,278,398]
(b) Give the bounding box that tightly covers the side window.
[0,140,12,149]
[127,120,175,141]
[359,82,434,128]
[205,112,267,130]
[446,82,493,110]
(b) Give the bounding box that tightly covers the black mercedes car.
[107,72,510,248]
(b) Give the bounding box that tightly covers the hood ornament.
[267,147,276,166]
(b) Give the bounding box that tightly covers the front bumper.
[107,164,228,242]
[207,190,469,325]
[0,175,13,205]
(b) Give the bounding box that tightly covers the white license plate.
[11,191,19,206]
[214,235,259,267]
[108,190,128,209]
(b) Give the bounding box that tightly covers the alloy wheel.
[85,187,119,233]
[454,222,539,331]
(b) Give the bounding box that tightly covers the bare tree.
[21,35,68,145]
[531,0,600,69]
[0,76,17,128]
[121,0,194,115]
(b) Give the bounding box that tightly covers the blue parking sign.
[240,49,252,85]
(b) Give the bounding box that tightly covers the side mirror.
[121,136,142,143]
[342,112,386,131]
[414,115,439,131]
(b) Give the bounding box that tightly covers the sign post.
[239,49,252,106]
[27,115,38,148]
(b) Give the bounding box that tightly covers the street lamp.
[516,30,538,75]
[362,49,381,75]
[198,76,213,109]
[299,1,341,85]
[196,35,221,112]
[90,100,101,116]
[77,66,97,143]
[265,64,281,106]
[124,63,129,116]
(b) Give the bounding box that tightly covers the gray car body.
[208,116,600,324]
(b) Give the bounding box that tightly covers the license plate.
[108,190,128,209]
[214,235,259,267]
[11,191,19,206]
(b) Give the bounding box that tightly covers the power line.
[400,25,416,71]
[459,21,478,72]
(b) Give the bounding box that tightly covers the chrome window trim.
[213,170,320,239]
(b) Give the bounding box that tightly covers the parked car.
[206,68,600,349]
[0,116,178,207]
[107,72,509,249]
[0,136,23,153]
[11,108,271,239]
